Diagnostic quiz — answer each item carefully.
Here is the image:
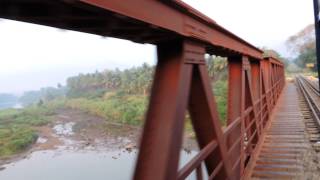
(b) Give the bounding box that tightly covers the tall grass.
[0,105,55,157]
[66,92,147,125]
[65,81,228,127]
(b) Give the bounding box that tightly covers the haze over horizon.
[0,0,314,94]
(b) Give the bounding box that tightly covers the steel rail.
[300,76,320,95]
[296,76,320,127]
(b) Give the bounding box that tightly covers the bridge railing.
[134,39,285,180]
[224,56,285,179]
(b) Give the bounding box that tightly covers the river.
[0,149,198,180]
[0,111,200,180]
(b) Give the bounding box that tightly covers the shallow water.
[0,149,198,180]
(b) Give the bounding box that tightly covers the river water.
[0,119,200,180]
[0,149,198,180]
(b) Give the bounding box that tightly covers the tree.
[261,47,289,68]
[286,24,315,56]
[286,24,316,71]
[65,63,155,98]
[294,47,317,71]
[206,55,228,81]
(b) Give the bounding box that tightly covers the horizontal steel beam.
[264,56,284,66]
[80,0,263,59]
[0,0,263,59]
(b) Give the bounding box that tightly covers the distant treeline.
[18,58,231,124]
[66,63,154,98]
[0,93,18,103]
[20,86,67,105]
[0,93,18,109]
[19,63,154,105]
[19,58,228,104]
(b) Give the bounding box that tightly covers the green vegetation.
[213,81,228,125]
[65,92,147,125]
[0,106,54,157]
[259,24,317,76]
[207,56,228,125]
[66,63,153,98]
[63,58,228,126]
[0,57,230,157]
[60,63,153,126]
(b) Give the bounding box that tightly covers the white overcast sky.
[0,0,315,94]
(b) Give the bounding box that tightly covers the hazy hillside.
[0,93,18,109]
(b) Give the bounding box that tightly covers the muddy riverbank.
[0,108,197,169]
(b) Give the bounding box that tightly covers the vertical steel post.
[134,39,193,180]
[313,0,320,88]
[242,57,260,157]
[134,39,234,180]
[251,61,261,134]
[196,165,203,180]
[226,56,243,178]
[262,59,272,115]
[189,63,234,179]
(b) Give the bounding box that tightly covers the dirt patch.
[51,108,142,150]
[33,126,62,150]
[300,147,320,180]
[52,108,198,151]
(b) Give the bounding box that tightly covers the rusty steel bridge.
[1,0,319,179]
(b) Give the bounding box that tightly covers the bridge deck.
[248,83,313,179]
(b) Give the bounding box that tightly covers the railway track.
[249,79,320,179]
[296,75,320,151]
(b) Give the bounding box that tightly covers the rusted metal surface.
[0,1,287,179]
[246,77,320,179]
[245,84,308,179]
[134,39,235,180]
[224,57,285,179]
[135,51,285,180]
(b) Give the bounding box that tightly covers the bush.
[0,127,37,157]
[213,80,228,125]
[0,106,54,157]
[0,109,21,120]
[66,93,147,125]
[67,89,106,99]
[0,129,11,138]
